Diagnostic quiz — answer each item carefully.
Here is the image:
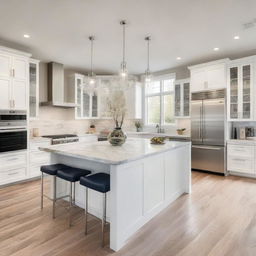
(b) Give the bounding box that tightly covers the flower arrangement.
[107,90,127,128]
[135,121,142,132]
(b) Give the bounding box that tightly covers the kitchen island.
[40,138,191,251]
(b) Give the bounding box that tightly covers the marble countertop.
[40,138,191,165]
[227,139,256,145]
[126,131,191,138]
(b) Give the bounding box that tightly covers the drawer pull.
[6,158,19,161]
[233,158,246,162]
[8,172,19,176]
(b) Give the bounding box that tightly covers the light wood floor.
[1,171,256,256]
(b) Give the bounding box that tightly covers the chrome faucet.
[156,124,165,134]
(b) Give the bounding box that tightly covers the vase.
[107,127,127,146]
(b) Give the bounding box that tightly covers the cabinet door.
[82,91,90,118]
[191,69,206,92]
[0,78,11,109]
[228,66,239,120]
[75,77,83,118]
[241,64,252,120]
[206,64,226,89]
[29,62,39,118]
[183,82,190,116]
[0,53,12,77]
[174,83,181,116]
[91,92,98,118]
[12,80,27,110]
[12,57,27,80]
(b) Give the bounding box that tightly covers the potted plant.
[176,128,186,135]
[107,90,127,146]
[135,121,142,132]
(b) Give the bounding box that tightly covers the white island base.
[41,139,191,251]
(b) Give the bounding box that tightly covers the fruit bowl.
[150,137,166,145]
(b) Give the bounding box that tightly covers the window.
[144,75,175,125]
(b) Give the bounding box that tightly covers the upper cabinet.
[174,79,190,118]
[73,74,99,119]
[227,56,255,121]
[73,74,142,120]
[29,59,40,119]
[0,47,31,110]
[189,59,229,93]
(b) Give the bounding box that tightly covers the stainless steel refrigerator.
[191,90,226,174]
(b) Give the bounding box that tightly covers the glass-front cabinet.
[74,74,99,119]
[227,58,254,121]
[174,79,190,118]
[29,59,40,119]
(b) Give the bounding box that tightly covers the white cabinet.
[227,142,255,176]
[0,47,30,110]
[189,59,229,93]
[73,74,99,119]
[227,56,255,121]
[0,150,27,186]
[78,134,98,143]
[125,82,142,119]
[29,139,51,178]
[174,79,190,118]
[29,59,40,119]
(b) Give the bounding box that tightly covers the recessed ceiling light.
[213,47,219,51]
[176,57,181,60]
[23,34,30,38]
[234,35,240,40]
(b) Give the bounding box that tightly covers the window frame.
[143,74,176,127]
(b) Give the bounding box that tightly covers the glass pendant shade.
[119,20,128,79]
[144,36,153,83]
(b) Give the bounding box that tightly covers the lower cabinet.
[227,142,255,176]
[0,150,27,186]
[29,139,51,178]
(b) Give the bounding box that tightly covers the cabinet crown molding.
[0,45,32,58]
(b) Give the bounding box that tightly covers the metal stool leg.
[41,172,44,210]
[69,182,73,227]
[85,187,88,235]
[73,182,76,205]
[102,193,106,247]
[52,175,56,219]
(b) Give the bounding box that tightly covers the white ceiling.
[0,0,256,74]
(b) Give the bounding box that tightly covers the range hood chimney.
[40,62,78,108]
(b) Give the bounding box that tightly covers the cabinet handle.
[233,158,246,162]
[8,172,19,176]
[12,69,15,77]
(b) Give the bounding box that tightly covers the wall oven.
[0,110,27,153]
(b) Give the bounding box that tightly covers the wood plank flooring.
[1,171,256,256]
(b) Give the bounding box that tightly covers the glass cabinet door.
[91,92,98,117]
[229,67,239,119]
[29,62,38,118]
[76,78,82,118]
[242,65,251,119]
[82,91,90,118]
[183,82,190,116]
[175,84,181,116]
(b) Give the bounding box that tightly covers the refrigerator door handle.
[192,145,223,150]
[199,105,202,139]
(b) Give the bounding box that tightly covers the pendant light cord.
[90,37,94,75]
[147,38,150,71]
[123,23,125,64]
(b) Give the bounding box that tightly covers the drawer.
[0,167,27,183]
[227,144,254,158]
[0,151,27,168]
[30,151,50,165]
[30,141,51,151]
[227,156,254,174]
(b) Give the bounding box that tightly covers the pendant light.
[145,36,152,83]
[119,20,128,78]
[87,36,96,87]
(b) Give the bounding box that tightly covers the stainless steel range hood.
[40,62,78,108]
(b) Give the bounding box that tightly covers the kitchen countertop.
[40,138,191,165]
[227,139,256,145]
[126,131,191,138]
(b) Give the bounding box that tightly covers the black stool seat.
[57,167,91,182]
[80,173,110,193]
[41,164,69,176]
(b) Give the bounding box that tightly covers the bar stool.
[40,164,70,218]
[56,167,91,227]
[80,173,110,247]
